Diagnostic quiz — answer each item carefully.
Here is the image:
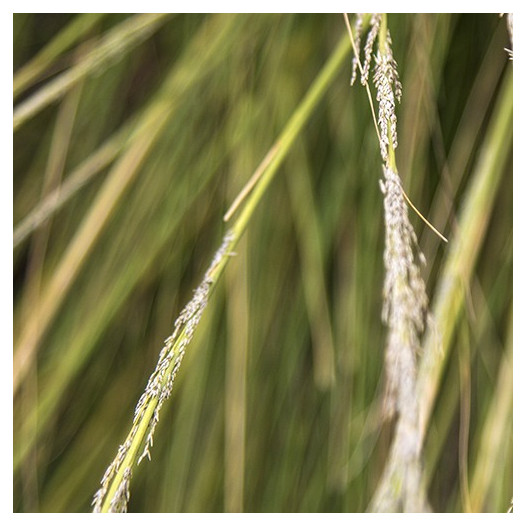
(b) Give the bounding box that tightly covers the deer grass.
[13,14,512,512]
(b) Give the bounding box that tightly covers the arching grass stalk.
[345,13,432,511]
[92,32,351,513]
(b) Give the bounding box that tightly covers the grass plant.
[13,13,512,512]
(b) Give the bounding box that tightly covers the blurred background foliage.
[13,13,512,512]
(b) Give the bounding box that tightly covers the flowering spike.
[361,13,382,85]
[350,14,364,85]
[373,30,402,162]
[92,230,235,513]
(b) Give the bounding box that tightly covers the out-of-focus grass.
[13,13,512,512]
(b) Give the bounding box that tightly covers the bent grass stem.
[92,32,351,512]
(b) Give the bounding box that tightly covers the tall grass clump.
[13,14,512,513]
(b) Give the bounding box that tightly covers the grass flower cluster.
[347,12,436,511]
[92,231,235,512]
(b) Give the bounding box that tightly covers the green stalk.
[469,309,512,511]
[93,32,351,513]
[229,34,351,238]
[13,14,106,99]
[13,14,241,396]
[13,14,171,131]
[417,67,513,435]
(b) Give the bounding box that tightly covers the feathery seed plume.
[361,13,381,85]
[350,14,364,85]
[92,230,235,512]
[373,30,402,162]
